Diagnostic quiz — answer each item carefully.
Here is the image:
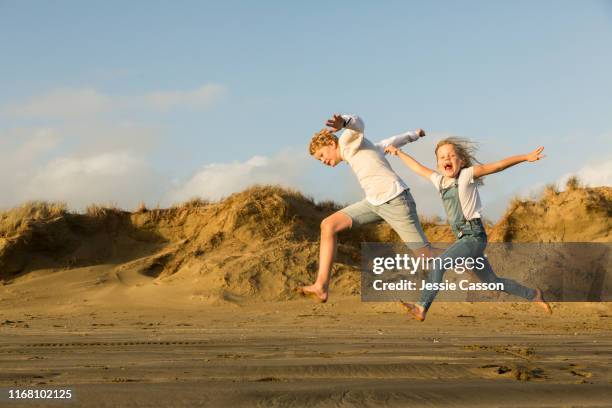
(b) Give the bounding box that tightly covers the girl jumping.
[385,138,551,321]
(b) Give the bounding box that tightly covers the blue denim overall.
[417,176,536,310]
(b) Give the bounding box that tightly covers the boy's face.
[313,143,342,167]
[436,144,464,178]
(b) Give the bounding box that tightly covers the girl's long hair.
[435,137,484,184]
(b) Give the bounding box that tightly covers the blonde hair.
[435,137,483,183]
[308,129,338,155]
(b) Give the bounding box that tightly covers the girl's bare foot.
[400,301,426,321]
[296,284,328,303]
[533,288,552,314]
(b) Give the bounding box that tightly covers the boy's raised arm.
[385,145,434,180]
[473,146,545,178]
[326,113,365,133]
[376,128,425,150]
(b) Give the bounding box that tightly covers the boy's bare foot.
[296,284,328,303]
[399,300,426,322]
[533,288,552,314]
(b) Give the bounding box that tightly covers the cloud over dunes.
[0,83,227,210]
[166,150,310,205]
[0,128,311,211]
[18,151,165,210]
[0,127,167,211]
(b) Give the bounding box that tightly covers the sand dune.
[2,183,609,301]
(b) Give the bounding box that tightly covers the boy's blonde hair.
[435,137,483,183]
[309,129,338,155]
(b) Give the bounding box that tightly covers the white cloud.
[2,83,226,118]
[15,129,63,158]
[0,126,170,211]
[165,150,310,205]
[0,137,313,211]
[0,127,63,167]
[0,82,227,210]
[17,151,167,211]
[557,159,612,189]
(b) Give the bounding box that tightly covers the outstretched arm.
[377,128,425,150]
[385,145,435,180]
[473,146,545,178]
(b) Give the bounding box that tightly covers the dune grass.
[0,201,67,238]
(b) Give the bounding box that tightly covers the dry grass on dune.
[0,201,68,239]
[490,177,612,243]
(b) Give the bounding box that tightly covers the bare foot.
[399,300,426,322]
[296,284,328,303]
[533,288,552,314]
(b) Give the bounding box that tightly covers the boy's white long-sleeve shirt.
[338,114,421,205]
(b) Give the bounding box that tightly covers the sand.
[1,266,611,407]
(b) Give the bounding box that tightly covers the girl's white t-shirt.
[429,166,482,220]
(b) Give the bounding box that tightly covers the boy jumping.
[299,113,434,302]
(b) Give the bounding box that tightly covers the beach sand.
[1,266,611,407]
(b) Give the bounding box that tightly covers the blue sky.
[1,0,611,219]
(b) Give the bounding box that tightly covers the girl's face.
[313,143,342,167]
[436,144,464,178]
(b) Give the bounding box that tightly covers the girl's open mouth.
[444,164,453,172]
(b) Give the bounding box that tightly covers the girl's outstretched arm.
[385,145,435,180]
[473,146,545,178]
